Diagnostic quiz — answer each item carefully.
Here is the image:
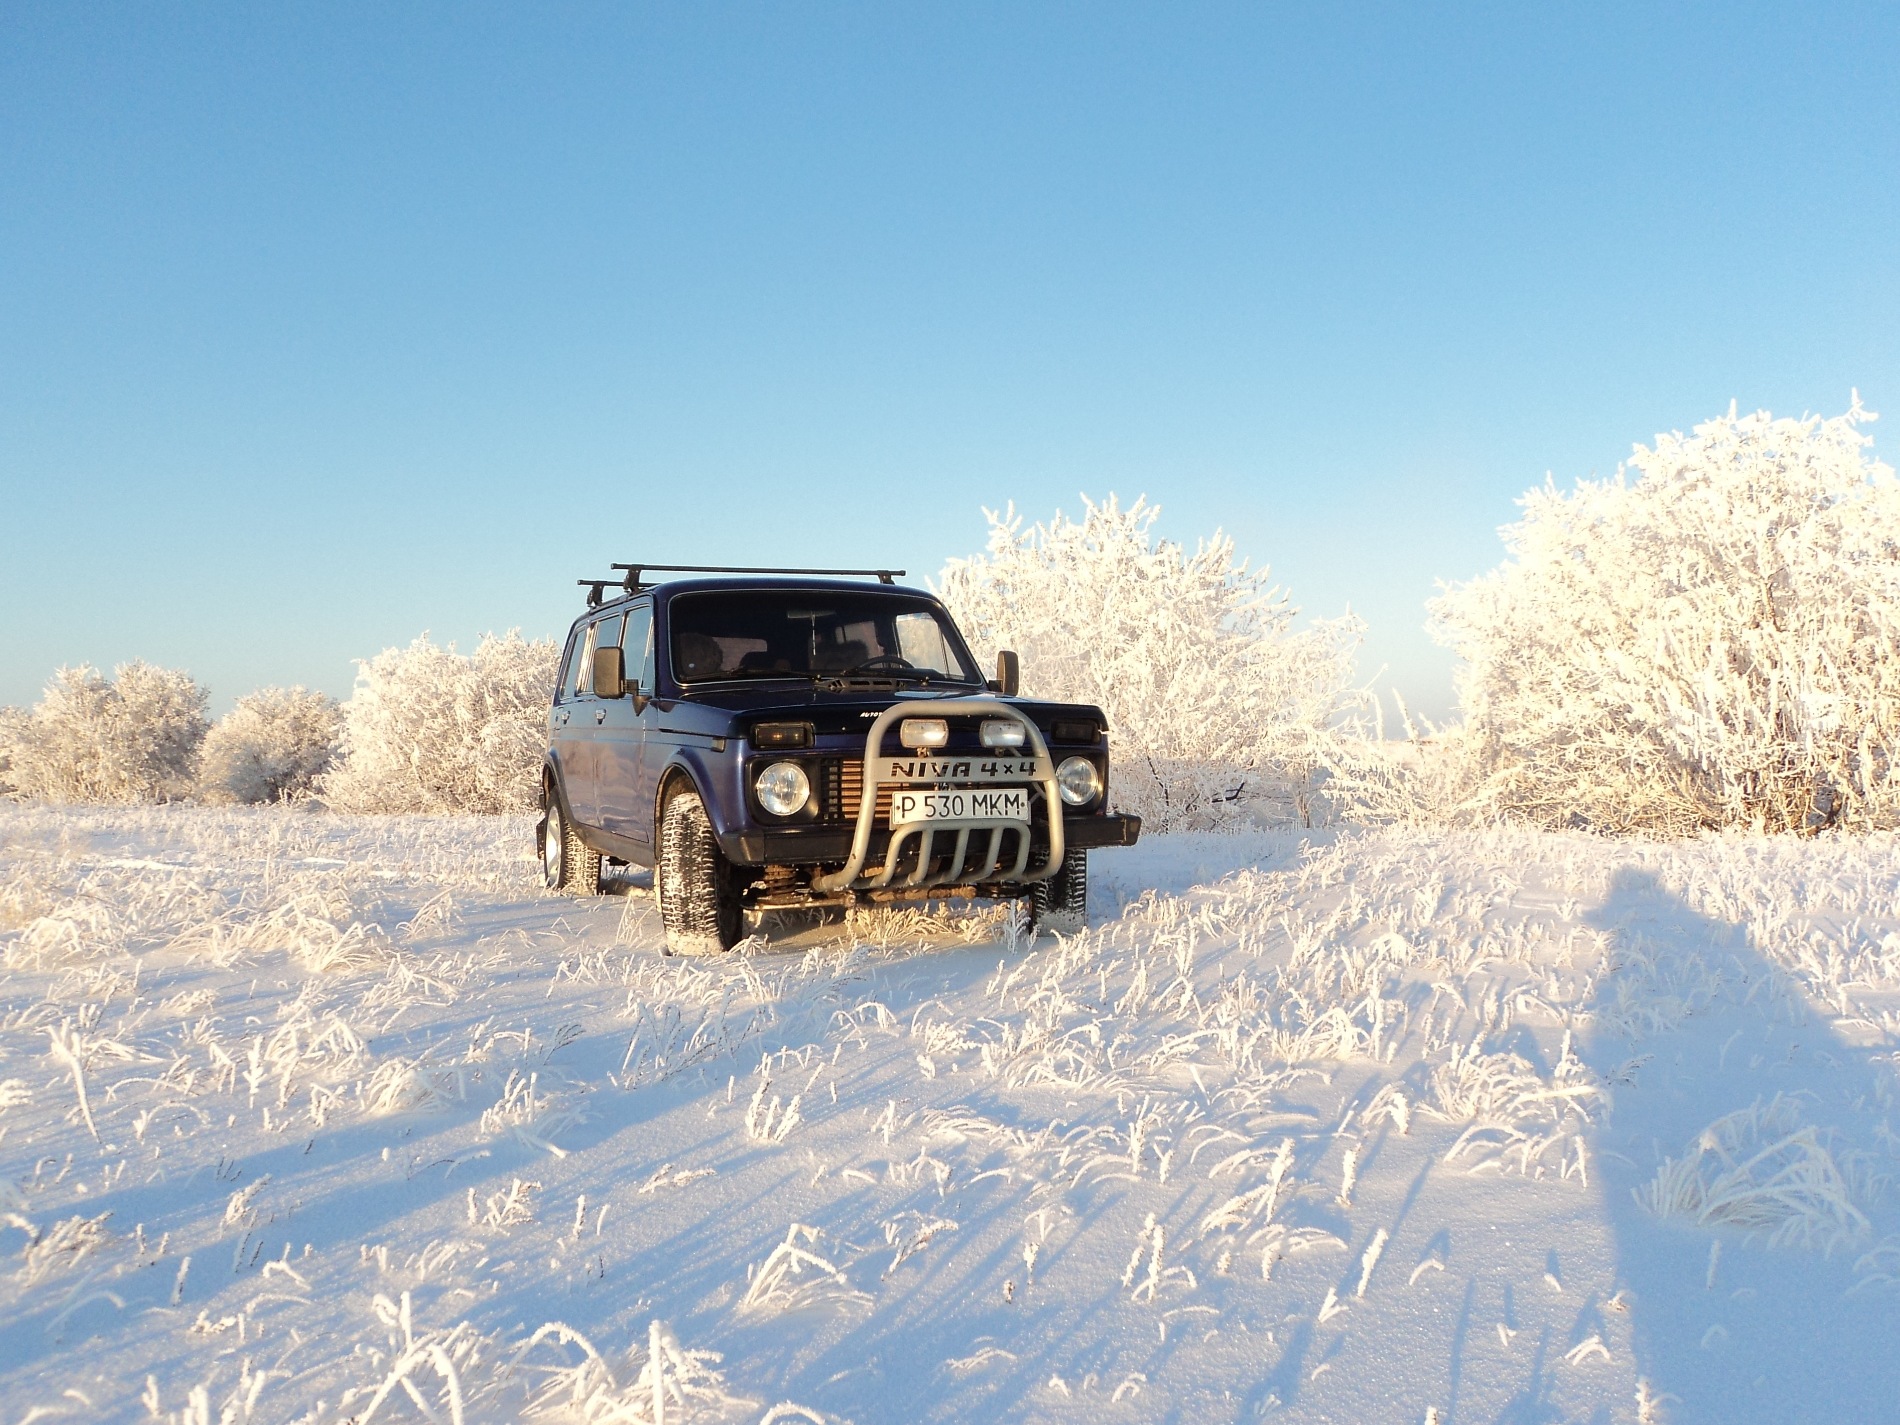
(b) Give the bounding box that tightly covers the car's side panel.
[629,724,665,848]
[594,699,644,843]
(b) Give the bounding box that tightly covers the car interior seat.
[737,650,793,674]
[674,632,726,681]
[811,638,870,673]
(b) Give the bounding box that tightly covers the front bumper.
[723,812,1142,867]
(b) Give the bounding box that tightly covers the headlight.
[755,761,811,817]
[900,718,949,750]
[980,719,1027,749]
[1056,756,1102,807]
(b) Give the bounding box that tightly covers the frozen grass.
[1636,1095,1878,1253]
[3,807,1900,1420]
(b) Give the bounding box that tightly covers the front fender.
[659,745,760,864]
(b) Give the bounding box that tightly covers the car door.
[596,603,652,846]
[578,613,623,828]
[552,618,603,826]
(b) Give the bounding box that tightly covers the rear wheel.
[658,789,744,954]
[542,793,603,894]
[1030,847,1087,936]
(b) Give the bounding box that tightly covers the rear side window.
[568,622,601,699]
[556,628,584,703]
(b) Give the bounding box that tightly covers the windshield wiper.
[682,670,823,687]
[821,673,984,692]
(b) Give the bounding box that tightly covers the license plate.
[891,787,1030,825]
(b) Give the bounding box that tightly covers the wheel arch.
[654,760,706,829]
[541,755,577,820]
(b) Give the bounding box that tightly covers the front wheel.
[1030,847,1087,936]
[658,789,744,954]
[542,794,602,894]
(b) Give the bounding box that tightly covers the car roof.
[652,576,937,599]
[573,576,941,622]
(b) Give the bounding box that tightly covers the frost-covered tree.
[937,496,1362,830]
[1,662,210,804]
[320,632,561,814]
[198,686,342,805]
[1432,399,1900,834]
[0,706,28,799]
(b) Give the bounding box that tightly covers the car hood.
[675,684,981,715]
[666,683,1105,735]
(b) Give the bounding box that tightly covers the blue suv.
[539,565,1141,953]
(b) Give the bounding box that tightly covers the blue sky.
[3,4,1895,718]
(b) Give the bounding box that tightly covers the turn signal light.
[752,721,813,749]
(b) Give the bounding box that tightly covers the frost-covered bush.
[1320,711,1498,829]
[0,662,209,804]
[321,632,560,814]
[198,686,341,805]
[937,496,1362,830]
[0,706,26,798]
[1432,400,1900,834]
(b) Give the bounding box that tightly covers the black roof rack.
[577,564,906,607]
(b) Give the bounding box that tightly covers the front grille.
[817,758,886,824]
[823,758,892,825]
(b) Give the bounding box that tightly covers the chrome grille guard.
[810,698,1065,893]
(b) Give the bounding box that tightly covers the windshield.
[668,590,982,686]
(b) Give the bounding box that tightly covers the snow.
[4,806,1900,1422]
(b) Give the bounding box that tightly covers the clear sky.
[3,4,1895,719]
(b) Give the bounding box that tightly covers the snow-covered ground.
[4,807,1900,1423]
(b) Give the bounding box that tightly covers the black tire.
[1030,847,1087,936]
[658,789,743,954]
[542,792,603,894]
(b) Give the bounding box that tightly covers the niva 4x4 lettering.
[538,564,1142,954]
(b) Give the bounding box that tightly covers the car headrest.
[674,632,725,681]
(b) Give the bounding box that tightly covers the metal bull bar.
[811,698,1066,894]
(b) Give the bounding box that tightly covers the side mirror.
[592,645,627,699]
[994,650,1020,697]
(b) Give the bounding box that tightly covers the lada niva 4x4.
[538,564,1142,954]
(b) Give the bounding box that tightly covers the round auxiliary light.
[756,761,811,817]
[899,718,950,750]
[979,718,1027,749]
[1056,756,1102,807]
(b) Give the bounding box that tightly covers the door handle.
[595,709,606,724]
[557,710,569,725]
